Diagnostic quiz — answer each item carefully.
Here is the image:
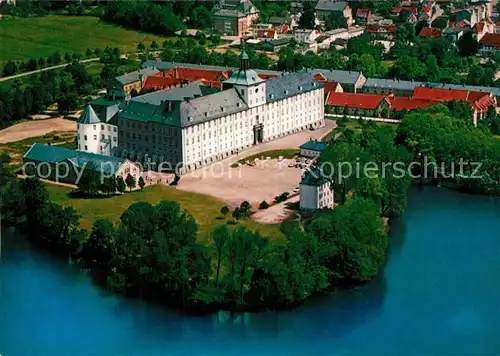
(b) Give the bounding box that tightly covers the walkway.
[176,120,336,207]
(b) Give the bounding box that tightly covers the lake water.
[1,187,499,356]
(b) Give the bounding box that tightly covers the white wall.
[77,123,118,155]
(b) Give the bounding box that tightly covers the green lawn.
[0,15,173,66]
[45,184,283,243]
[231,149,299,167]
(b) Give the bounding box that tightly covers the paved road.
[0,57,100,83]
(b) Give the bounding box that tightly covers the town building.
[411,86,497,125]
[300,167,334,211]
[478,33,500,55]
[312,70,366,93]
[112,67,159,96]
[23,143,142,186]
[116,48,325,174]
[315,0,353,26]
[213,0,259,37]
[361,78,424,96]
[299,140,328,158]
[356,9,371,25]
[419,27,442,38]
[326,92,391,117]
[77,90,124,155]
[472,19,495,41]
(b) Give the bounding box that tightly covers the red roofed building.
[412,87,497,125]
[472,20,494,41]
[320,81,343,93]
[172,67,231,82]
[356,9,371,25]
[142,76,184,91]
[387,96,438,112]
[257,29,278,39]
[419,27,442,38]
[366,24,397,36]
[326,92,390,117]
[478,33,500,55]
[392,6,417,14]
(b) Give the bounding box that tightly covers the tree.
[116,176,126,194]
[137,42,146,51]
[38,57,46,66]
[50,51,62,65]
[232,207,242,220]
[325,11,347,30]
[432,16,448,29]
[100,176,117,196]
[212,225,229,287]
[138,176,145,191]
[81,218,115,269]
[125,173,136,192]
[86,48,93,57]
[25,58,38,71]
[58,92,79,114]
[298,9,316,29]
[458,32,478,56]
[78,162,100,196]
[220,205,230,217]
[259,201,269,209]
[150,40,158,50]
[191,5,212,29]
[3,60,18,76]
[64,52,72,63]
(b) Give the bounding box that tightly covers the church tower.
[222,40,266,108]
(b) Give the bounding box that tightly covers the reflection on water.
[1,187,499,356]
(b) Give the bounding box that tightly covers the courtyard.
[177,120,336,211]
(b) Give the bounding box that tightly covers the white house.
[77,90,123,156]
[293,29,321,44]
[299,167,334,211]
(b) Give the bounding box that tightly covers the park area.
[0,15,172,67]
[45,184,282,243]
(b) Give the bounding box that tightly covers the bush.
[274,192,290,203]
[170,175,180,186]
[259,201,269,209]
[226,219,237,225]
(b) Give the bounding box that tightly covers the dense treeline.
[397,105,500,195]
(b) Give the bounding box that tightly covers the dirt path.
[0,118,76,143]
[251,195,300,224]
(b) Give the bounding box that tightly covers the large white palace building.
[78,48,325,173]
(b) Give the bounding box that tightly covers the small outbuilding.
[299,140,328,158]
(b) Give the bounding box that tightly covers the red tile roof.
[173,67,231,82]
[387,96,438,111]
[142,76,184,90]
[479,33,500,49]
[412,87,496,112]
[200,80,222,88]
[257,73,279,80]
[419,27,442,38]
[326,92,387,109]
[366,24,397,33]
[422,5,431,13]
[313,72,327,81]
[319,80,341,92]
[473,21,485,33]
[257,29,276,38]
[356,8,370,18]
[392,6,417,14]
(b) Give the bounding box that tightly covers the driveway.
[176,120,336,207]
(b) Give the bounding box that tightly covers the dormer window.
[255,88,259,93]
[188,116,192,122]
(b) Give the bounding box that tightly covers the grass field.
[45,184,283,243]
[0,15,173,66]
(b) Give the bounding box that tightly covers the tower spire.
[239,37,249,71]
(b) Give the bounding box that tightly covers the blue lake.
[1,187,499,355]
